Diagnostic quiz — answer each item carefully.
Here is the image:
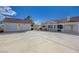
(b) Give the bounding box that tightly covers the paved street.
[0,31,79,53]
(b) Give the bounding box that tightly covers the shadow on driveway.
[60,32,79,36]
[42,30,79,36]
[0,31,27,35]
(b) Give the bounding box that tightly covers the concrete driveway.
[0,31,79,53]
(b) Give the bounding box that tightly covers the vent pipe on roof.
[67,16,71,21]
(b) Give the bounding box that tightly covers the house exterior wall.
[18,23,31,31]
[77,23,79,33]
[3,23,31,32]
[47,24,58,31]
[0,21,4,31]
[61,22,79,33]
[4,23,17,32]
[44,22,79,33]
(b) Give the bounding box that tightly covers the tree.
[24,16,34,25]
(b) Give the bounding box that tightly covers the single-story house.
[41,16,79,34]
[0,18,32,32]
[41,20,57,31]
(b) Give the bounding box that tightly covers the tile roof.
[54,16,79,23]
[3,18,29,23]
[69,16,79,22]
[43,16,79,24]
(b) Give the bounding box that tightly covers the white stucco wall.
[47,24,58,31]
[61,22,79,33]
[45,22,79,33]
[77,24,79,33]
[3,23,31,32]
[18,23,31,31]
[47,21,57,30]
[42,22,79,34]
[3,23,17,32]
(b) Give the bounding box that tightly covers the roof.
[42,20,57,25]
[54,16,79,23]
[69,16,79,22]
[42,16,79,25]
[3,18,31,24]
[54,19,68,23]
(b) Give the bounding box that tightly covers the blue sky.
[10,6,79,24]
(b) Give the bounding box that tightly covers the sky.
[1,6,79,24]
[0,6,16,21]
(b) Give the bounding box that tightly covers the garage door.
[4,23,17,32]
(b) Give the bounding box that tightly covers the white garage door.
[4,23,17,32]
[18,24,27,31]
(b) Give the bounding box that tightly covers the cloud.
[0,6,16,15]
[0,6,16,21]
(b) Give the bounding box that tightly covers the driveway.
[0,31,79,53]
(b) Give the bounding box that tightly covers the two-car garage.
[0,18,32,32]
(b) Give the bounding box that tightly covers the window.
[0,21,3,24]
[31,24,33,27]
[42,26,45,27]
[54,25,56,29]
[57,25,63,29]
[48,25,53,28]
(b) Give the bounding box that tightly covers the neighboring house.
[41,20,57,31]
[41,16,79,34]
[0,18,32,32]
[61,16,79,33]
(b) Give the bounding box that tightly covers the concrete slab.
[0,31,79,53]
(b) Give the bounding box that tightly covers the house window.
[31,24,33,27]
[0,21,3,24]
[57,25,63,29]
[42,26,45,27]
[48,25,53,28]
[54,25,56,29]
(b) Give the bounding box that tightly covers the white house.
[41,16,79,34]
[41,20,57,31]
[0,18,32,32]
